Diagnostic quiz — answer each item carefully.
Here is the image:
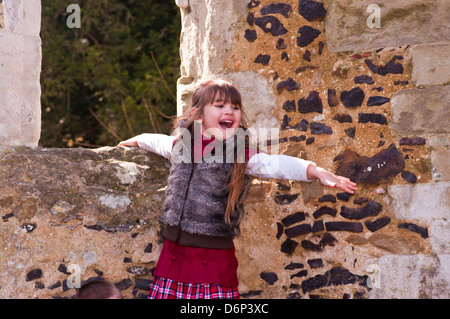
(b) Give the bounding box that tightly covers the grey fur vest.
[160,138,251,238]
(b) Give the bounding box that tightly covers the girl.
[118,78,357,299]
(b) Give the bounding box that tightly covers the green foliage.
[40,0,181,147]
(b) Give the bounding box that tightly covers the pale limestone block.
[367,254,450,299]
[387,182,450,220]
[390,86,450,135]
[326,0,450,52]
[411,42,450,87]
[429,134,450,182]
[22,0,41,36]
[2,0,24,33]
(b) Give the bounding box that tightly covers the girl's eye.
[233,106,240,110]
[215,104,223,108]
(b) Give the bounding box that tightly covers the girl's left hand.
[307,164,357,194]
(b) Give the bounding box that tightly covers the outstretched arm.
[118,133,176,159]
[246,153,357,194]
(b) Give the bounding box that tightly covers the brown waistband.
[163,226,234,249]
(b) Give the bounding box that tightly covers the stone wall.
[0,0,449,299]
[175,0,449,299]
[0,0,42,146]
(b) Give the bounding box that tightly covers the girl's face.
[199,95,242,141]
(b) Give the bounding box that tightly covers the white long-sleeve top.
[129,133,314,182]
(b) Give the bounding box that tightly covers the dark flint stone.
[293,119,309,131]
[301,272,328,292]
[365,216,391,232]
[2,212,14,221]
[240,290,263,298]
[328,88,339,107]
[313,206,337,219]
[115,278,133,291]
[354,75,374,84]
[340,200,382,220]
[367,96,390,106]
[134,278,152,291]
[255,16,288,36]
[296,25,321,47]
[48,281,62,290]
[354,197,369,205]
[281,51,289,61]
[289,135,306,142]
[358,113,387,125]
[312,220,324,232]
[281,114,292,130]
[276,222,284,239]
[277,182,291,190]
[35,282,45,289]
[401,170,417,183]
[276,38,287,49]
[287,292,302,299]
[320,232,338,247]
[334,144,405,185]
[372,86,383,92]
[333,113,352,123]
[308,258,324,269]
[398,223,428,239]
[261,3,292,17]
[301,240,322,251]
[344,127,356,138]
[365,55,404,76]
[260,271,279,285]
[298,91,323,113]
[306,137,315,144]
[58,264,71,275]
[281,238,299,255]
[318,194,337,203]
[247,0,260,8]
[254,53,270,65]
[247,12,254,26]
[295,65,318,73]
[336,192,351,201]
[290,270,308,279]
[285,262,304,270]
[301,232,337,252]
[244,29,257,42]
[298,0,327,21]
[275,193,299,205]
[325,221,363,232]
[394,80,409,85]
[26,268,43,282]
[285,223,312,237]
[281,211,306,227]
[144,243,153,253]
[303,50,311,61]
[399,137,426,145]
[277,77,300,93]
[340,87,365,108]
[310,122,332,135]
[319,41,324,55]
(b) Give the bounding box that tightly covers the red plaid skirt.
[148,276,240,299]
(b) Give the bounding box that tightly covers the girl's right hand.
[117,139,138,147]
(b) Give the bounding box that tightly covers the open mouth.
[219,120,234,129]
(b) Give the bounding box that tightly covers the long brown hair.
[172,78,249,224]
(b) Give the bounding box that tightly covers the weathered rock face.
[0,146,169,299]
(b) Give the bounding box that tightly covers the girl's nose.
[223,104,233,114]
